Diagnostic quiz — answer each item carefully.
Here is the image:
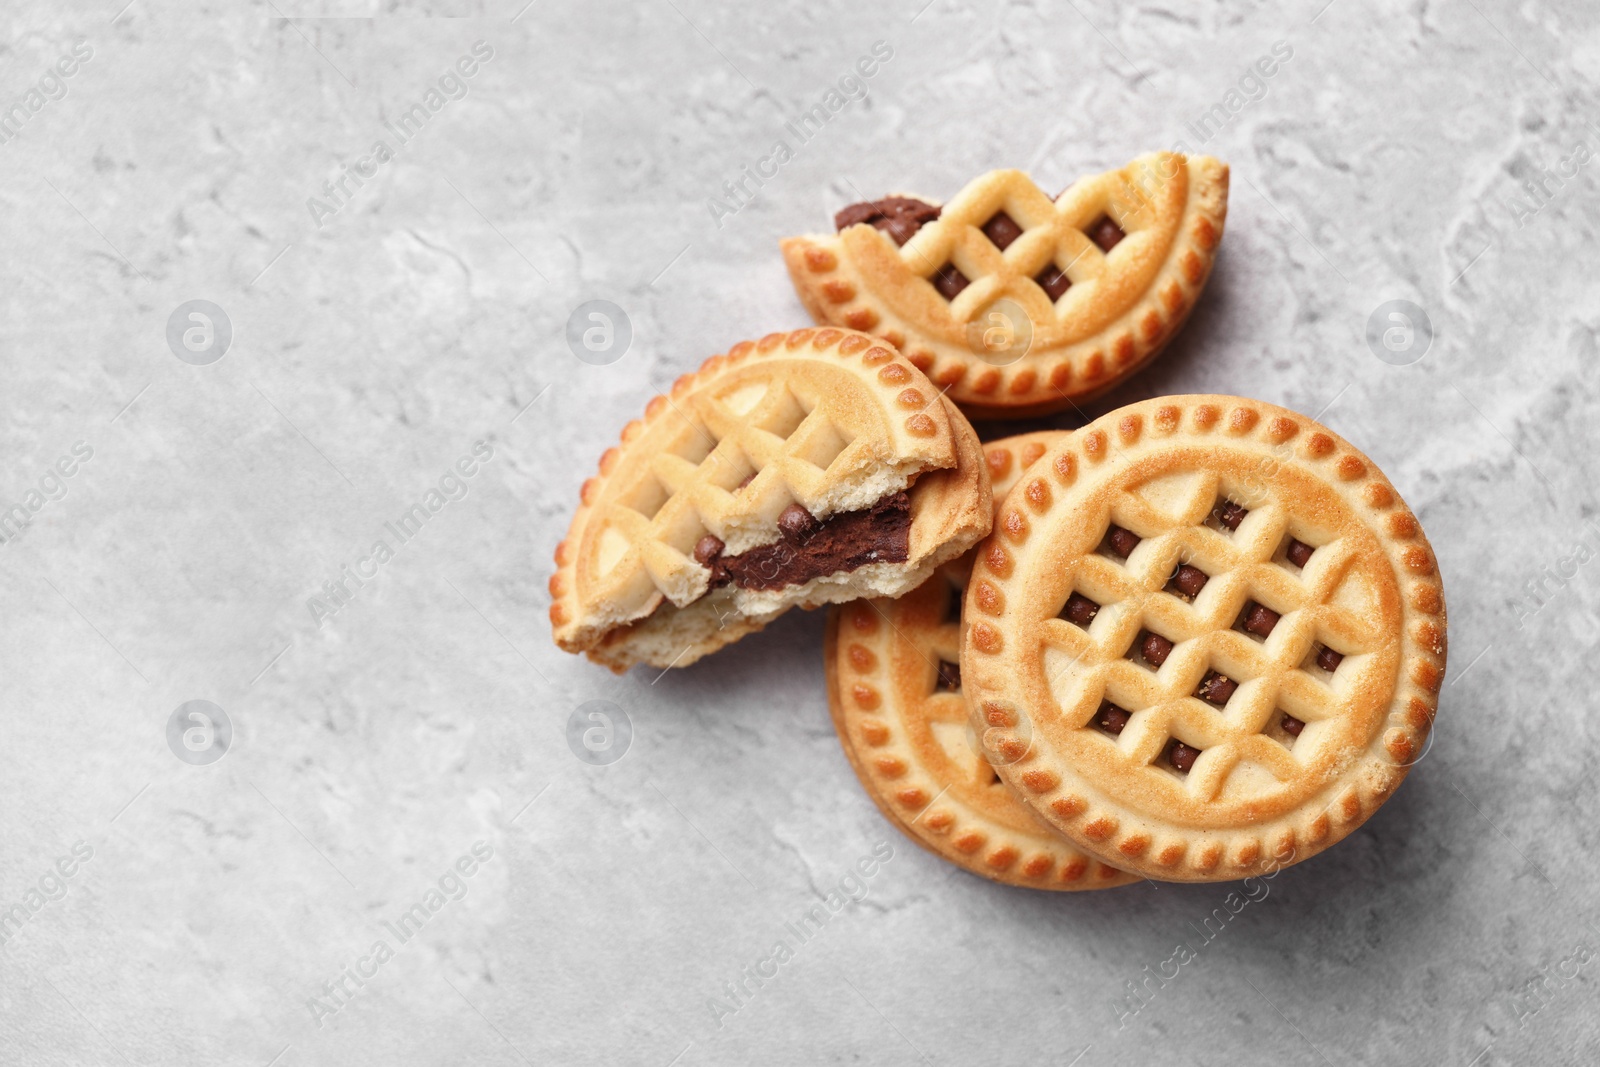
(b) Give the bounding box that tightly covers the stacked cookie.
[551,152,1448,888]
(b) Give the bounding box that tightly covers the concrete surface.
[1,1,1598,1064]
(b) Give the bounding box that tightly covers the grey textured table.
[1,2,1597,1064]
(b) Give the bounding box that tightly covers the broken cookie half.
[782,152,1229,418]
[549,327,991,673]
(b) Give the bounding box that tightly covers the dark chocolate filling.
[834,197,942,246]
[1138,631,1173,667]
[981,211,1024,251]
[1286,538,1315,568]
[1195,669,1237,706]
[1035,264,1072,301]
[1062,592,1100,628]
[1105,524,1140,558]
[1165,739,1201,774]
[1094,700,1131,736]
[1239,601,1280,638]
[697,492,912,593]
[930,263,970,300]
[1088,215,1126,252]
[1214,500,1248,530]
[1167,563,1208,599]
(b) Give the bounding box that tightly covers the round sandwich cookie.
[782,152,1229,419]
[960,396,1447,882]
[827,432,1137,891]
[550,328,991,673]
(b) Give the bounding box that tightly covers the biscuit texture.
[783,153,1229,418]
[550,328,990,671]
[826,433,1136,890]
[959,396,1447,881]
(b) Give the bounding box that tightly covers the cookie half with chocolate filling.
[959,396,1447,882]
[781,152,1229,418]
[549,328,991,673]
[826,432,1137,891]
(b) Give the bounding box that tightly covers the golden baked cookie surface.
[827,432,1136,890]
[960,397,1447,881]
[783,153,1229,417]
[551,328,991,672]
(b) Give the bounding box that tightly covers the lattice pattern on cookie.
[1039,470,1383,805]
[824,433,1135,890]
[551,329,957,654]
[893,170,1135,320]
[782,153,1229,414]
[594,375,855,572]
[831,571,1133,890]
[961,397,1448,882]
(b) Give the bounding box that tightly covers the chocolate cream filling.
[834,197,942,246]
[690,493,912,595]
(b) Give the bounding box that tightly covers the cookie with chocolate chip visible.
[550,328,991,673]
